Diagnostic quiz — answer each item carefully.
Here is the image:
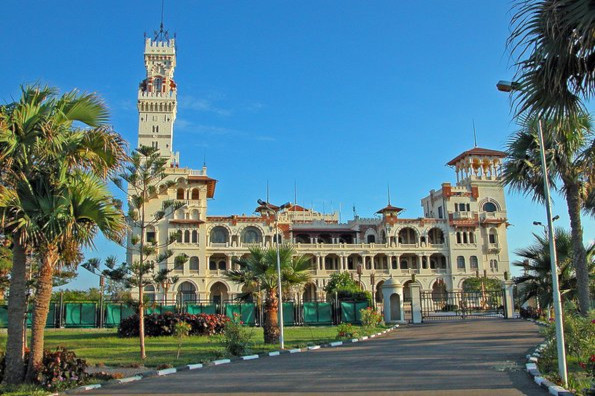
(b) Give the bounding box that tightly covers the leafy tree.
[508,0,595,122]
[51,288,101,302]
[226,246,310,344]
[461,278,503,293]
[0,85,126,384]
[512,228,593,308]
[0,243,12,300]
[323,272,372,303]
[113,146,188,360]
[503,114,594,314]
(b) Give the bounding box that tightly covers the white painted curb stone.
[156,368,177,376]
[187,363,203,370]
[118,376,142,384]
[241,354,259,360]
[289,348,302,353]
[329,341,343,347]
[351,338,359,343]
[213,359,231,365]
[268,351,280,356]
[308,345,320,350]
[534,376,545,386]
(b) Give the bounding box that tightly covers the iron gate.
[421,291,504,321]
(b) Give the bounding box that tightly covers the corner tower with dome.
[127,28,511,316]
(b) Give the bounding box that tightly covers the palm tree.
[508,0,595,122]
[225,246,310,344]
[513,229,577,308]
[503,113,594,314]
[0,85,126,384]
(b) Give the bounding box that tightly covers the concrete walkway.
[78,319,545,395]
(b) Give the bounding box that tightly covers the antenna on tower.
[294,180,297,206]
[266,180,270,203]
[387,184,391,206]
[154,0,170,41]
[203,153,206,168]
[473,119,478,148]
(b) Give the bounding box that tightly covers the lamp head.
[552,215,560,221]
[532,221,542,226]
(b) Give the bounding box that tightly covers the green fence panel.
[282,302,294,326]
[303,302,332,325]
[25,303,56,328]
[225,303,256,325]
[0,305,8,328]
[64,303,96,328]
[105,304,136,327]
[341,302,356,323]
[186,304,217,315]
[145,305,176,315]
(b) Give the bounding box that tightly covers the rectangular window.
[146,231,155,243]
[466,203,470,211]
[489,234,496,244]
[438,206,443,219]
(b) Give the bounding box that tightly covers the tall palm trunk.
[565,183,590,315]
[263,288,280,344]
[3,238,28,385]
[25,246,58,382]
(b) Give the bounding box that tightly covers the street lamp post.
[497,80,568,386]
[258,199,291,350]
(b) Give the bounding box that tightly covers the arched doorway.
[389,294,401,321]
[303,283,317,301]
[177,281,197,304]
[210,282,228,304]
[375,281,384,304]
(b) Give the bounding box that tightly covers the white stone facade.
[128,35,511,305]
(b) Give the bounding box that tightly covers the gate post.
[409,283,422,324]
[503,280,514,319]
[381,277,404,323]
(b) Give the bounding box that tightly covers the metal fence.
[0,298,371,329]
[420,291,504,321]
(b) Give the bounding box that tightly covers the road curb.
[522,318,574,396]
[64,324,400,394]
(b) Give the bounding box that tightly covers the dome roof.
[382,277,402,288]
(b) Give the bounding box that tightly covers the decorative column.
[409,282,422,324]
[503,280,515,319]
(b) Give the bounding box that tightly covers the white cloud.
[178,95,231,116]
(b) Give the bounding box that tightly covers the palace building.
[128,30,511,307]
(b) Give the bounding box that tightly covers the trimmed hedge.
[118,312,229,337]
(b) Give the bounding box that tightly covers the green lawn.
[0,326,380,368]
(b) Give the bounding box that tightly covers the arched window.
[456,232,462,244]
[457,256,465,269]
[398,228,417,244]
[176,188,185,200]
[175,230,182,243]
[483,202,497,212]
[192,230,198,243]
[273,233,282,244]
[400,259,408,269]
[190,256,199,271]
[470,256,478,269]
[191,188,199,200]
[469,231,475,243]
[489,229,498,244]
[184,230,190,243]
[367,234,376,244]
[153,77,163,92]
[463,232,468,244]
[428,228,444,244]
[490,259,499,272]
[146,226,156,243]
[241,227,262,244]
[210,227,229,244]
[144,285,156,302]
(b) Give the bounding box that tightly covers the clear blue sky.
[2,1,593,290]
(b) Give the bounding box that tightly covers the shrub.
[221,313,252,356]
[0,347,88,391]
[441,304,458,312]
[118,312,229,337]
[360,307,383,330]
[336,323,358,339]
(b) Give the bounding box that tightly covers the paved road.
[80,319,545,395]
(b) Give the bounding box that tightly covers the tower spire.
[473,119,478,148]
[154,0,170,41]
[387,184,391,206]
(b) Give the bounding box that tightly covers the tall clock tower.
[137,32,179,164]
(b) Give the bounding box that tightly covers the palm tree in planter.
[513,228,580,310]
[225,246,310,344]
[503,113,594,315]
[0,85,126,384]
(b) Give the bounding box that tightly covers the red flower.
[579,362,586,369]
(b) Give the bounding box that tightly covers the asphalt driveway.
[78,319,545,395]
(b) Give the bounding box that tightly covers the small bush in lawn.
[221,313,252,357]
[0,347,88,391]
[156,363,174,370]
[118,312,229,337]
[174,321,192,359]
[336,323,358,339]
[360,307,383,331]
